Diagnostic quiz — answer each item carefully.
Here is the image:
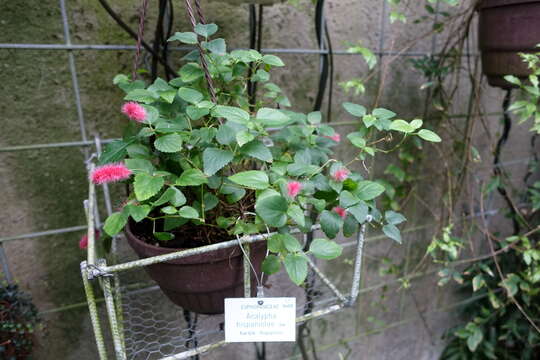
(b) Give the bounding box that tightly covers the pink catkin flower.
[331,167,350,182]
[333,206,347,219]
[324,133,341,142]
[79,230,100,250]
[90,163,132,185]
[121,102,147,122]
[287,181,303,198]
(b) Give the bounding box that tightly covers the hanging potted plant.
[94,24,441,314]
[478,0,540,88]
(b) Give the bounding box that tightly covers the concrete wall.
[0,0,537,359]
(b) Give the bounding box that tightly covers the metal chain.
[133,0,150,80]
[183,0,217,103]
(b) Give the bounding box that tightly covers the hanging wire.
[133,0,150,80]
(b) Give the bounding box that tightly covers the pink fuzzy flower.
[287,181,303,198]
[121,102,147,122]
[79,230,100,250]
[324,133,341,142]
[333,206,347,219]
[90,163,132,184]
[331,167,349,182]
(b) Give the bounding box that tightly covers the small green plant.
[95,24,440,286]
[0,283,40,360]
[505,46,540,134]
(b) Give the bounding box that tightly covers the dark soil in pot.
[125,220,267,315]
[478,0,540,88]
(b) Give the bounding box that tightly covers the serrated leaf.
[320,210,343,239]
[262,255,281,275]
[417,129,442,142]
[283,234,303,252]
[385,210,406,225]
[104,212,128,236]
[236,130,255,147]
[168,32,198,44]
[125,204,151,222]
[309,238,343,260]
[339,190,360,208]
[154,134,183,153]
[241,140,273,162]
[211,105,250,124]
[356,181,385,200]
[178,206,199,219]
[268,234,285,253]
[180,63,204,83]
[262,54,285,67]
[124,89,158,104]
[284,253,308,285]
[178,87,203,104]
[229,170,269,190]
[287,204,305,227]
[176,168,208,186]
[383,224,402,243]
[343,102,366,117]
[255,195,288,227]
[203,148,234,176]
[348,202,368,223]
[204,38,226,55]
[194,23,218,37]
[98,139,135,165]
[256,108,290,127]
[134,173,165,201]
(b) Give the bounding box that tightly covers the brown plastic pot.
[478,0,540,88]
[125,222,267,315]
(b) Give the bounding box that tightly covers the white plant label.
[224,297,296,342]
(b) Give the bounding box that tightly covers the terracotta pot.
[125,222,267,315]
[478,0,540,88]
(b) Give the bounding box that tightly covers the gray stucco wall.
[1,0,537,359]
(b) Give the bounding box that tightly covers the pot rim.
[478,0,540,10]
[125,220,267,264]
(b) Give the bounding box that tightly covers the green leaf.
[268,234,285,253]
[104,212,128,236]
[241,140,273,162]
[194,23,218,37]
[309,238,343,260]
[284,253,308,285]
[161,206,177,215]
[125,204,151,222]
[228,170,269,190]
[339,190,360,208]
[211,105,250,124]
[383,224,402,243]
[180,63,204,83]
[347,132,366,148]
[204,38,226,55]
[124,89,158,104]
[320,210,343,239]
[385,210,406,225]
[255,195,288,227]
[154,187,187,207]
[410,119,423,129]
[98,139,134,165]
[176,168,208,186]
[343,214,359,237]
[256,108,290,127]
[262,54,285,67]
[154,232,175,241]
[178,206,199,219]
[216,123,236,145]
[154,134,183,153]
[134,173,165,201]
[307,111,322,124]
[124,159,153,175]
[417,129,442,142]
[504,75,521,86]
[236,130,255,147]
[283,234,303,252]
[287,204,305,227]
[186,106,209,120]
[373,108,396,119]
[356,181,385,200]
[159,90,176,103]
[389,119,415,133]
[262,255,281,275]
[168,32,198,44]
[466,326,483,352]
[343,102,366,117]
[203,148,234,176]
[348,202,368,223]
[178,87,203,104]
